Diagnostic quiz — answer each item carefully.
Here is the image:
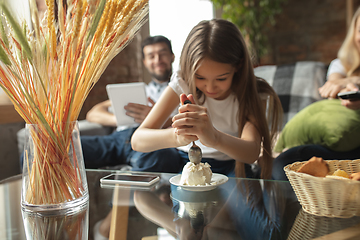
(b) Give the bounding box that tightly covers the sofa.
[254,61,326,128]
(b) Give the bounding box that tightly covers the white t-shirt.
[145,80,169,103]
[327,58,346,80]
[168,72,239,160]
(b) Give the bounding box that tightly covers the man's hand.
[124,97,155,124]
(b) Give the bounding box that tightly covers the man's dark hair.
[141,35,173,58]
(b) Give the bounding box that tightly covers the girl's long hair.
[338,7,360,76]
[179,19,283,179]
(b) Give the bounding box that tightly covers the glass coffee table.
[1,169,360,240]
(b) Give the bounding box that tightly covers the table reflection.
[22,203,89,240]
[288,209,360,240]
[171,187,224,235]
[2,171,360,239]
[134,177,301,240]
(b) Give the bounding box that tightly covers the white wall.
[0,0,31,100]
[5,0,31,25]
[149,0,214,72]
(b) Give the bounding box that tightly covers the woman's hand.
[319,79,346,99]
[340,83,360,110]
[341,99,360,110]
[172,94,219,148]
[319,74,360,99]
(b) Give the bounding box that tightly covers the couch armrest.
[78,120,115,136]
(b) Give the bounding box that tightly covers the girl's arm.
[208,120,261,164]
[131,86,185,152]
[173,100,261,164]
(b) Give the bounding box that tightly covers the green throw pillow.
[274,99,360,152]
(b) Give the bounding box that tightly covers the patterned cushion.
[254,61,326,127]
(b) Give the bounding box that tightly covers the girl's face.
[355,17,360,53]
[195,58,236,100]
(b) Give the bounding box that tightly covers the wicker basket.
[284,159,360,218]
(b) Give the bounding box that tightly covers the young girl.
[131,19,283,179]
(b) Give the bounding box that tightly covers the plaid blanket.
[254,61,326,128]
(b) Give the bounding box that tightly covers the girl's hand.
[171,94,198,146]
[173,128,198,146]
[172,94,219,148]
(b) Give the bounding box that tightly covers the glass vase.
[21,121,88,212]
[22,202,89,240]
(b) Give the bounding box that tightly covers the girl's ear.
[236,61,243,72]
[236,57,245,71]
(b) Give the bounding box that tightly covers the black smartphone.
[100,173,160,186]
[337,91,360,100]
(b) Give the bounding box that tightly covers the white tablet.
[100,173,160,186]
[106,82,147,127]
